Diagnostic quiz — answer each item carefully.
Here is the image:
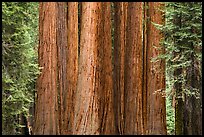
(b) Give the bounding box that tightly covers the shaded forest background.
[2,2,202,135]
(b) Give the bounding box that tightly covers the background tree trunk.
[124,2,144,135]
[144,2,167,135]
[184,51,202,135]
[33,2,59,135]
[20,113,30,135]
[113,2,127,135]
[173,4,184,135]
[187,57,202,135]
[183,3,202,135]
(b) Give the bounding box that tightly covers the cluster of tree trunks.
[33,2,167,135]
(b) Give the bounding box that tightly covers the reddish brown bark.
[113,2,128,135]
[62,2,78,135]
[144,2,167,135]
[142,2,148,134]
[33,2,168,135]
[73,3,102,134]
[55,2,68,135]
[99,2,116,134]
[124,2,143,135]
[33,2,59,135]
[73,2,115,135]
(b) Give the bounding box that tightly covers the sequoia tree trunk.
[124,2,144,135]
[113,2,127,135]
[62,2,78,135]
[73,2,115,135]
[33,2,59,135]
[56,2,68,135]
[99,2,116,134]
[144,2,167,135]
[72,3,102,134]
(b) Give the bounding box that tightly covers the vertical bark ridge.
[56,2,67,135]
[145,2,167,135]
[124,2,143,135]
[142,2,148,134]
[63,2,78,135]
[73,3,101,135]
[100,2,116,134]
[113,2,127,135]
[34,2,59,135]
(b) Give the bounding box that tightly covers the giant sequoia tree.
[73,2,115,135]
[33,3,60,134]
[33,2,167,135]
[124,2,144,135]
[113,2,127,135]
[3,2,202,135]
[33,2,79,135]
[144,2,167,135]
[113,2,167,135]
[62,2,78,135]
[31,1,201,135]
[33,2,59,134]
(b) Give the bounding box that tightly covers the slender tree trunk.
[20,113,29,135]
[189,58,202,135]
[188,55,202,135]
[183,3,202,135]
[144,2,167,135]
[33,2,59,135]
[124,2,143,135]
[61,2,78,135]
[113,2,127,135]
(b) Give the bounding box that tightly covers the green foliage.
[166,96,175,135]
[2,2,39,135]
[152,2,202,99]
[152,2,202,135]
[164,2,201,98]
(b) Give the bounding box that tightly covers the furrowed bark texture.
[142,2,148,134]
[33,2,59,135]
[62,2,78,135]
[124,2,143,135]
[73,3,101,134]
[33,2,169,135]
[113,2,127,135]
[73,2,115,135]
[56,2,68,135]
[100,3,116,134]
[144,2,167,135]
